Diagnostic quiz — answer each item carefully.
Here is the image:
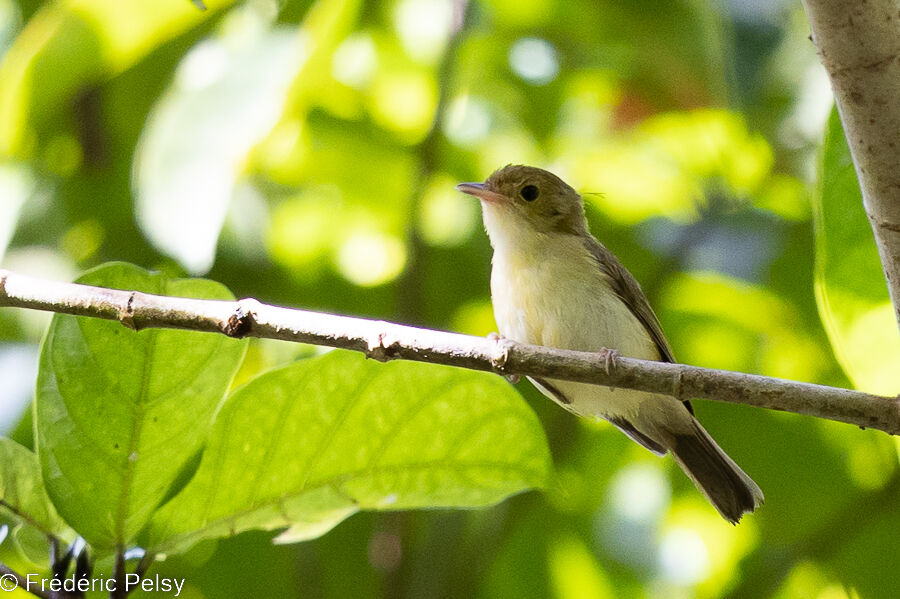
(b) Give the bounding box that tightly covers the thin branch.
[49,538,60,574]
[72,545,89,599]
[51,541,74,580]
[1,269,898,433]
[0,561,53,599]
[802,0,900,330]
[110,549,125,599]
[133,553,153,582]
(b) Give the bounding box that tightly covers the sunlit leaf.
[774,562,840,599]
[368,66,438,142]
[14,524,54,570]
[252,0,363,183]
[391,0,455,64]
[660,271,827,382]
[664,501,758,593]
[35,262,247,549]
[0,438,72,540]
[548,535,615,599]
[0,0,236,157]
[571,110,773,224]
[145,351,551,555]
[135,13,304,274]
[417,173,480,247]
[0,162,33,263]
[0,0,20,59]
[262,119,417,285]
[814,108,900,394]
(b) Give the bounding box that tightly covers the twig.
[110,550,125,599]
[1,269,898,433]
[0,561,53,599]
[802,0,900,330]
[51,540,75,580]
[72,545,89,599]
[120,552,154,598]
[133,553,153,582]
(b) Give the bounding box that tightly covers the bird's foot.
[488,332,520,384]
[599,347,619,375]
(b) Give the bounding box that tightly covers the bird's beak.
[455,182,507,204]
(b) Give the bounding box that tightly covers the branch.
[110,550,125,599]
[802,0,900,330]
[1,269,898,433]
[0,561,52,599]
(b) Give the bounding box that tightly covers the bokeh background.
[1,0,899,597]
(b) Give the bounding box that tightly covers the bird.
[456,164,763,523]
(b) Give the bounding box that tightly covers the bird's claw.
[488,332,520,383]
[599,347,619,375]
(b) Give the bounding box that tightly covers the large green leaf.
[813,108,900,394]
[144,351,551,555]
[35,262,247,550]
[0,438,71,540]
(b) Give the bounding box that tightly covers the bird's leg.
[598,347,619,375]
[488,332,521,384]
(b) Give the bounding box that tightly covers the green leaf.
[13,523,53,570]
[0,438,71,540]
[145,351,551,555]
[813,108,900,394]
[35,262,247,550]
[135,22,303,274]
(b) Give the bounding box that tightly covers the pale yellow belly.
[490,252,659,358]
[490,249,667,423]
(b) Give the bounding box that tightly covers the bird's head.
[456,165,588,244]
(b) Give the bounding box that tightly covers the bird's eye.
[520,185,539,202]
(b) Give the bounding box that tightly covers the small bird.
[457,165,763,523]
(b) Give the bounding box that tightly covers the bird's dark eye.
[520,185,539,202]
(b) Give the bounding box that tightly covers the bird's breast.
[490,240,658,361]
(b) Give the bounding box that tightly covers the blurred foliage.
[0,0,898,597]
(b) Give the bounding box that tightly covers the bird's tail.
[669,417,763,524]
